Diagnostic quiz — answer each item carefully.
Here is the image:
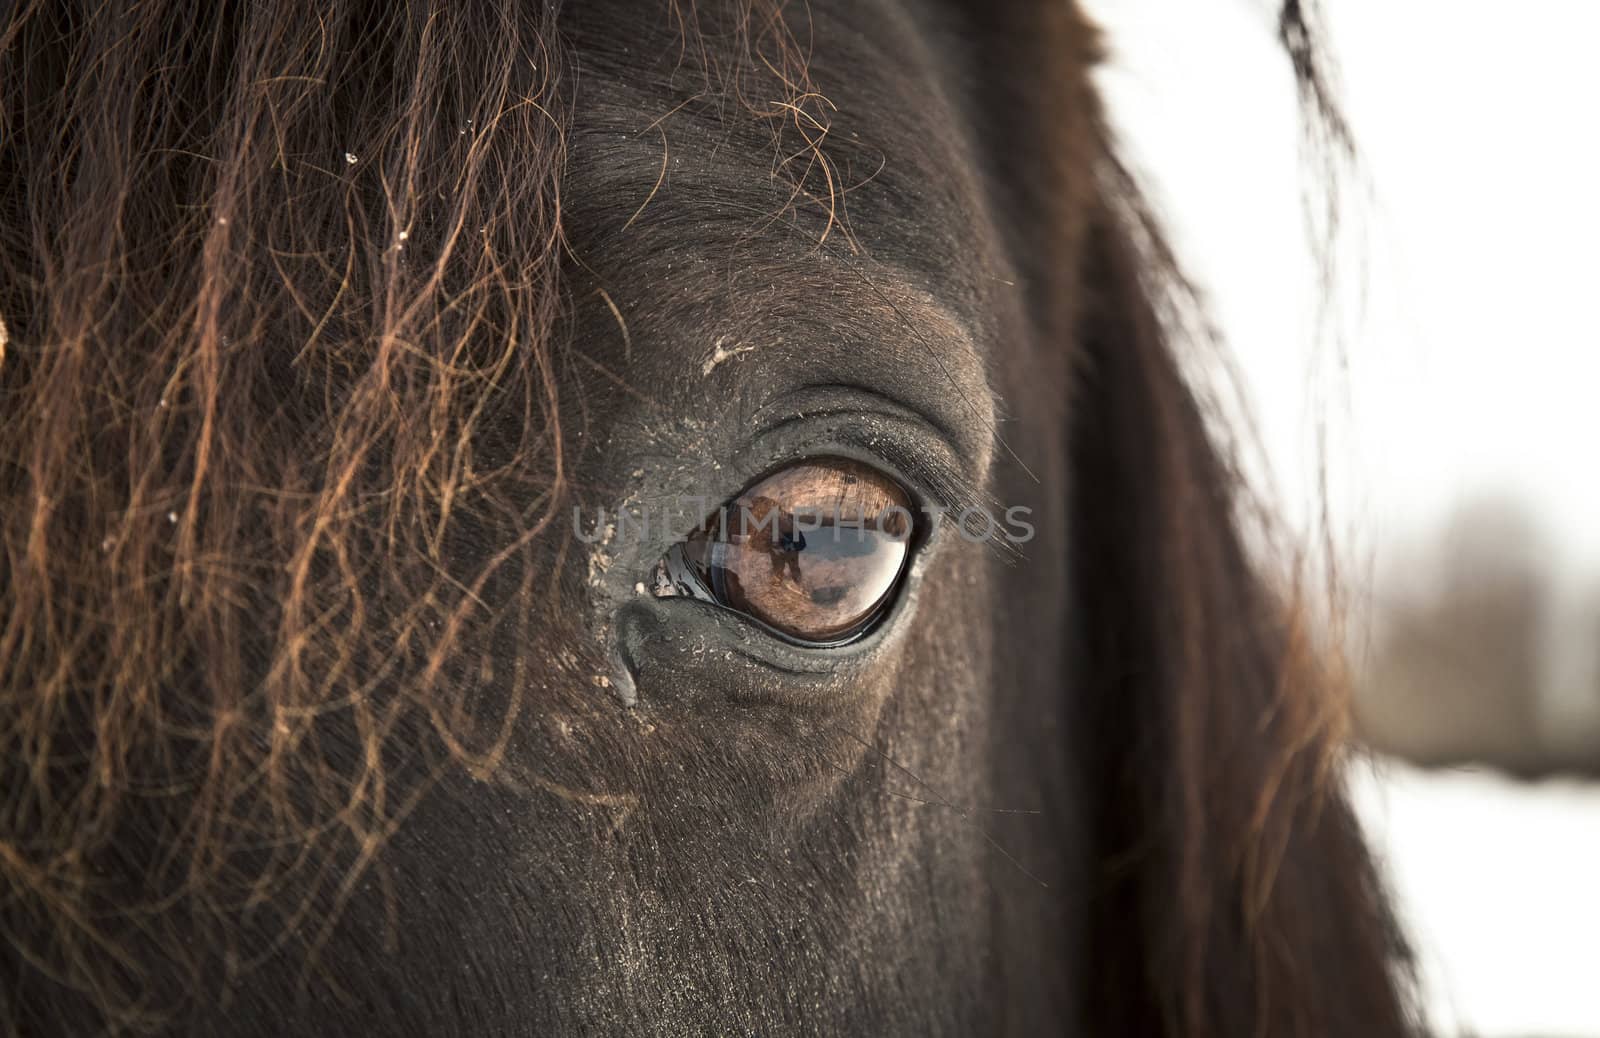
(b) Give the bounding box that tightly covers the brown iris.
[655,458,915,645]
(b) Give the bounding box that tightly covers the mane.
[0,1,1414,1034]
[0,4,571,1028]
[1070,6,1416,1033]
[1072,178,1415,1035]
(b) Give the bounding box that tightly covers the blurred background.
[1080,1,1600,1034]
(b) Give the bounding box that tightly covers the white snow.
[1350,760,1600,1036]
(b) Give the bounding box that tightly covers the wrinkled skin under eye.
[653,458,915,646]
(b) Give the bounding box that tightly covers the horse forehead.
[556,0,1021,431]
[560,0,1005,259]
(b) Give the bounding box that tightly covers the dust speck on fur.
[701,335,755,376]
[586,520,617,586]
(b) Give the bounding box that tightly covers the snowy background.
[1079,1,1600,1034]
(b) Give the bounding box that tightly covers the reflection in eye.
[652,458,915,647]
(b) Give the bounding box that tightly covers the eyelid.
[740,385,985,517]
[599,392,985,641]
[603,425,960,690]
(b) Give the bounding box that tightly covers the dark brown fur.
[0,1,1415,1034]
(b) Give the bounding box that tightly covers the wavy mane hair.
[0,1,1415,1034]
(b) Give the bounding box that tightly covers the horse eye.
[652,458,916,646]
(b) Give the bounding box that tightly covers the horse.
[0,0,1416,1033]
